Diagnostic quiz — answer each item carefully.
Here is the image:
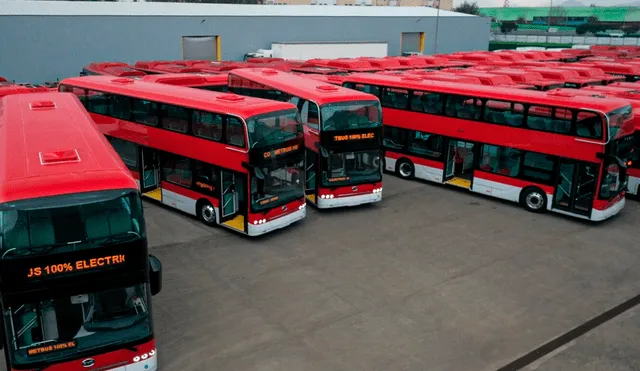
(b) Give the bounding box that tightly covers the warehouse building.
[0,1,490,83]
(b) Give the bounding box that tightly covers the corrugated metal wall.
[0,15,490,83]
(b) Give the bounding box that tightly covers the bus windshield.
[251,157,305,212]
[5,283,151,366]
[247,109,303,148]
[607,105,633,140]
[0,190,144,258]
[322,150,382,187]
[320,100,381,131]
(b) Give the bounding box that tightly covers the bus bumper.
[317,191,382,208]
[247,207,306,236]
[113,352,157,371]
[627,175,639,196]
[591,197,625,222]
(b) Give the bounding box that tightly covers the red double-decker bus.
[0,92,162,371]
[228,68,383,208]
[141,73,228,92]
[340,73,635,221]
[59,76,306,236]
[81,62,146,78]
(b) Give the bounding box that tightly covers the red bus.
[555,65,625,85]
[551,88,640,197]
[141,73,228,92]
[59,76,306,236]
[522,67,604,88]
[81,62,146,78]
[290,65,348,75]
[340,73,634,221]
[0,92,162,371]
[0,81,52,98]
[576,62,640,82]
[228,68,383,208]
[484,69,565,91]
[608,81,640,90]
[440,70,535,89]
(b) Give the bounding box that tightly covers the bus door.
[140,147,161,200]
[444,139,475,189]
[220,170,246,232]
[552,160,598,216]
[305,149,318,204]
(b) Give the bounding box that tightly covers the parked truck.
[244,41,388,60]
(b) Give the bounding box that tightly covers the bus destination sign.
[28,340,77,356]
[321,127,382,150]
[27,254,127,279]
[263,143,300,159]
[332,132,375,142]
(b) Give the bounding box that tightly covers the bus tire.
[520,187,547,213]
[197,199,217,226]
[396,158,414,179]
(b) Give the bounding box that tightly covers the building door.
[182,35,220,61]
[140,147,160,195]
[401,32,424,55]
[552,160,598,216]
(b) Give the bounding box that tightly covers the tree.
[453,1,479,15]
[548,6,567,26]
[500,21,518,34]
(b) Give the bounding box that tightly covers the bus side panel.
[161,181,220,217]
[472,170,554,207]
[91,114,248,174]
[385,151,444,183]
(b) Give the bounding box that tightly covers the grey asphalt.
[3,175,640,371]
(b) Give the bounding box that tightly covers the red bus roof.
[59,75,295,119]
[291,66,347,75]
[0,92,138,203]
[550,88,640,109]
[341,73,630,112]
[228,68,378,105]
[0,82,51,98]
[445,71,514,85]
[357,58,409,70]
[386,57,429,67]
[486,69,564,87]
[405,71,482,84]
[608,82,640,89]
[141,73,228,87]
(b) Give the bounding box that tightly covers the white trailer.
[244,41,388,60]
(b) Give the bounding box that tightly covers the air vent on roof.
[111,78,135,84]
[29,101,56,110]
[39,149,81,165]
[401,76,422,82]
[547,90,575,98]
[261,69,279,75]
[215,94,245,102]
[316,85,338,92]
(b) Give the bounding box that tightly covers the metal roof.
[0,0,474,17]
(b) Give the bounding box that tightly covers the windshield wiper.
[2,241,81,258]
[251,130,283,149]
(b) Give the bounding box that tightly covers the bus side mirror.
[149,255,162,296]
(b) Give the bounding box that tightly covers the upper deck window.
[320,100,381,132]
[246,109,301,148]
[0,190,144,258]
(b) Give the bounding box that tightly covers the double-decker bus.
[58,76,306,236]
[341,73,635,221]
[0,92,163,371]
[228,68,384,208]
[81,62,147,78]
[141,73,228,92]
[0,81,52,98]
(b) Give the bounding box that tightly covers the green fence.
[488,41,573,51]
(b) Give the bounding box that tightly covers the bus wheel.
[520,187,547,213]
[197,200,217,226]
[396,159,414,179]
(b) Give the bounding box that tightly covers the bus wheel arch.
[196,199,217,226]
[396,158,414,179]
[520,187,547,213]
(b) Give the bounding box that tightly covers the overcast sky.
[453,0,625,7]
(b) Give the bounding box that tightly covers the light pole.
[433,0,441,54]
